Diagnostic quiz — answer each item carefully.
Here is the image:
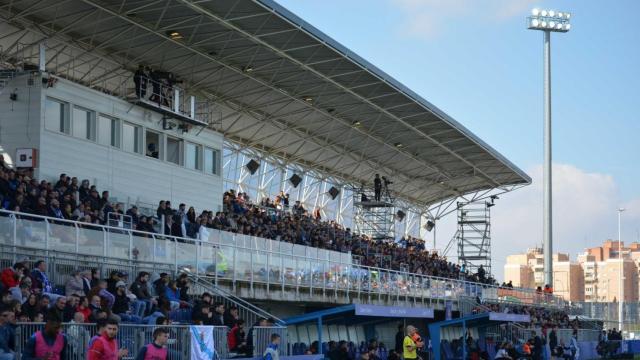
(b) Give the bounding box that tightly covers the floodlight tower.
[618,208,625,332]
[527,9,571,288]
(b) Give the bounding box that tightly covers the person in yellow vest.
[403,326,424,360]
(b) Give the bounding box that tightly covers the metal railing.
[107,212,133,229]
[0,209,566,307]
[187,271,283,328]
[12,322,287,360]
[130,75,210,125]
[459,296,492,315]
[252,326,288,358]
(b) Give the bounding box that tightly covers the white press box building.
[1,70,224,212]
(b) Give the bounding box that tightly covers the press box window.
[186,142,202,170]
[122,122,142,154]
[204,147,218,175]
[98,115,120,148]
[166,137,182,165]
[145,130,161,159]
[72,106,96,141]
[44,97,70,134]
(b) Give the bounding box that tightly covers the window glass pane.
[145,131,160,159]
[98,116,111,146]
[111,119,120,148]
[44,98,68,133]
[204,148,218,175]
[72,107,95,141]
[122,123,141,154]
[98,116,120,148]
[134,127,141,153]
[166,137,182,165]
[186,143,201,170]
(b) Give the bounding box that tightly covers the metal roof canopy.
[0,0,531,208]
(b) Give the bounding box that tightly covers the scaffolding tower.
[455,200,493,275]
[352,186,396,241]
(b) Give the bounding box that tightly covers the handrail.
[182,269,283,325]
[0,208,567,306]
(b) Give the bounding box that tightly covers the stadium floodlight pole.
[527,9,571,288]
[618,207,625,332]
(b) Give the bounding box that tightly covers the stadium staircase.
[458,296,533,343]
[458,296,492,316]
[184,271,283,326]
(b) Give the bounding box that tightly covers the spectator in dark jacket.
[224,306,239,328]
[46,296,66,321]
[126,206,139,226]
[48,199,64,219]
[112,281,141,323]
[0,307,17,356]
[130,272,156,316]
[30,260,54,296]
[153,273,170,297]
[106,271,122,295]
[210,303,225,326]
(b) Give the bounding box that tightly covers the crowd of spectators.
[0,260,189,325]
[470,301,577,332]
[0,163,497,285]
[596,329,624,358]
[0,259,283,359]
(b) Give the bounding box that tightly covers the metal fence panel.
[252,326,288,358]
[0,209,568,308]
[13,323,229,360]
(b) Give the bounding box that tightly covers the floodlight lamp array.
[528,9,571,32]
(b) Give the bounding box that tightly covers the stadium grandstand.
[0,0,621,360]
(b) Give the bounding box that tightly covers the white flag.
[190,325,215,360]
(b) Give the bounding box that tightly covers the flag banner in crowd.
[190,325,215,360]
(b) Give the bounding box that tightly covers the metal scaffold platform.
[448,199,494,275]
[352,186,396,241]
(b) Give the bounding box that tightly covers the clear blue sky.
[276,0,640,199]
[275,0,640,277]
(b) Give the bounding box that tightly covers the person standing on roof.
[374,174,382,202]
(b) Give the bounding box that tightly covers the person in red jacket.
[88,318,129,360]
[0,263,26,289]
[228,319,248,354]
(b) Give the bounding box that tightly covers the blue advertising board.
[354,304,434,318]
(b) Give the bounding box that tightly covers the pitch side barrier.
[0,209,565,307]
[12,323,291,360]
